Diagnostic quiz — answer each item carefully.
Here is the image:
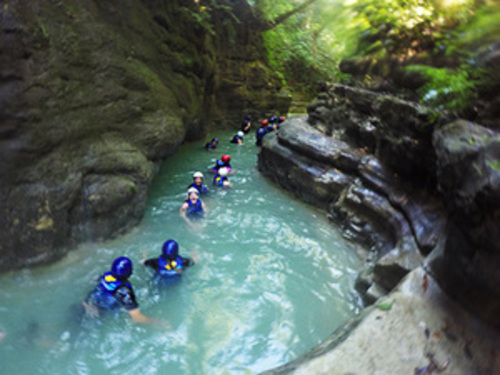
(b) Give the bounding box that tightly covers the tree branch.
[259,0,318,32]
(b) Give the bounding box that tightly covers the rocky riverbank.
[258,83,500,372]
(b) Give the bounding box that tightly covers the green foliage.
[180,6,215,35]
[406,64,483,114]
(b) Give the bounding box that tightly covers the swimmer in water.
[82,257,160,324]
[211,154,232,174]
[142,239,197,280]
[204,138,219,150]
[213,167,232,188]
[241,115,252,134]
[180,187,207,227]
[188,171,209,195]
[230,131,244,145]
[256,120,268,146]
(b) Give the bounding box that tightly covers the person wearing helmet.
[188,171,209,194]
[204,137,219,150]
[210,154,232,173]
[241,115,252,134]
[180,187,206,224]
[275,116,286,130]
[142,239,196,279]
[213,166,232,188]
[82,257,155,323]
[230,131,244,144]
[256,120,268,146]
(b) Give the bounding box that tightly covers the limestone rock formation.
[0,0,290,271]
[430,120,500,328]
[259,84,500,329]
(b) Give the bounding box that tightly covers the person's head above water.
[219,167,229,177]
[111,256,133,280]
[162,239,179,260]
[237,131,244,138]
[211,138,218,144]
[193,171,204,185]
[221,154,231,163]
[187,187,199,200]
[261,119,268,126]
[279,116,286,123]
[245,115,251,120]
[269,115,277,123]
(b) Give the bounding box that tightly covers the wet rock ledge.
[258,84,500,331]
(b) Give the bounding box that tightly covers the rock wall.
[259,84,500,328]
[0,0,290,271]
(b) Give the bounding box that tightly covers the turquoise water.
[0,131,362,375]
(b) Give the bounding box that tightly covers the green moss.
[488,160,500,171]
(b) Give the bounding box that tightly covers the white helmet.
[237,131,244,138]
[187,187,199,196]
[193,171,204,179]
[219,167,229,177]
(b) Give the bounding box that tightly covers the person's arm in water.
[142,257,159,270]
[114,286,157,325]
[179,202,189,221]
[201,201,208,214]
[179,202,199,229]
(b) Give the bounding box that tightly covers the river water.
[0,131,362,375]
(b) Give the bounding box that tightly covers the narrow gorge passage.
[0,131,362,375]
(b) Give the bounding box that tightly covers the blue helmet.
[111,257,133,279]
[245,115,251,120]
[212,138,218,143]
[162,239,179,259]
[269,115,277,123]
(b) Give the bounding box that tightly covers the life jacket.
[266,125,275,133]
[213,159,224,170]
[256,127,267,139]
[241,121,251,133]
[188,182,208,194]
[256,127,267,146]
[186,198,203,215]
[213,175,227,186]
[158,255,184,277]
[94,272,132,310]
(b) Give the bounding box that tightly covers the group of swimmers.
[82,113,287,326]
[204,114,287,149]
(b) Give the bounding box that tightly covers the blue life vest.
[93,272,132,310]
[266,125,275,133]
[213,175,227,186]
[186,199,203,215]
[157,255,184,277]
[188,183,208,194]
[256,127,267,139]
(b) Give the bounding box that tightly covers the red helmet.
[261,119,268,125]
[279,116,286,123]
[221,154,231,162]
